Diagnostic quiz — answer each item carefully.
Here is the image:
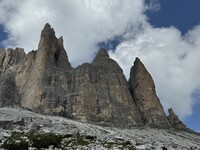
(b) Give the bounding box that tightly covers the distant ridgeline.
[0,23,189,130]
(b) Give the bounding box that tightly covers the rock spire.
[129,57,170,128]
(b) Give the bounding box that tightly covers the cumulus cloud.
[0,0,145,65]
[0,0,200,120]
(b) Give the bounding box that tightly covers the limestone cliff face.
[68,48,143,126]
[15,23,72,114]
[0,23,187,128]
[0,48,25,74]
[129,58,170,128]
[0,48,25,107]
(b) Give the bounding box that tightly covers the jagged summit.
[95,48,109,58]
[92,48,110,65]
[92,48,124,74]
[58,36,64,44]
[37,23,72,70]
[134,57,141,63]
[41,23,55,36]
[168,108,187,130]
[0,23,189,130]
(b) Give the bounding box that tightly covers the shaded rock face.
[129,58,170,128]
[0,48,25,74]
[0,72,20,107]
[0,23,186,128]
[167,108,186,130]
[0,48,25,107]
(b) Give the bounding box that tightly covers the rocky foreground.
[0,108,199,150]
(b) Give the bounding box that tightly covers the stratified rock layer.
[129,58,170,128]
[0,23,187,129]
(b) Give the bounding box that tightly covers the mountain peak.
[133,57,144,68]
[92,48,124,73]
[129,57,170,128]
[37,23,72,70]
[95,48,109,58]
[41,23,55,38]
[167,108,187,130]
[92,48,109,65]
[44,23,51,29]
[135,57,141,62]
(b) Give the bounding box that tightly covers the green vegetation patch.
[2,132,29,150]
[28,132,62,149]
[0,131,136,149]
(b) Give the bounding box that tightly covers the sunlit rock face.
[129,58,170,128]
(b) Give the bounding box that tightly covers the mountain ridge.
[0,23,192,131]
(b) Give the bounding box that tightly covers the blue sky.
[0,25,7,47]
[146,0,200,35]
[145,0,200,131]
[0,0,199,131]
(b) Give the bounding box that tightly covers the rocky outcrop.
[0,23,186,129]
[167,108,187,130]
[129,58,170,128]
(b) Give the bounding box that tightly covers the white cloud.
[0,0,145,65]
[0,0,200,120]
[145,0,160,12]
